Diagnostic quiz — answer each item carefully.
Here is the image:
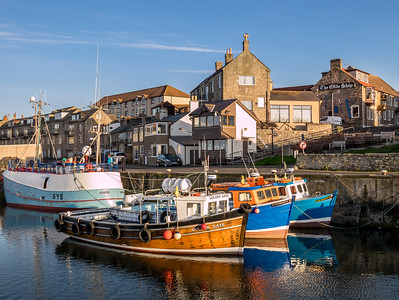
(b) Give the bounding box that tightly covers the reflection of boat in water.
[287,230,338,267]
[56,238,246,298]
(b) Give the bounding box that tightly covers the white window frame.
[351,105,360,118]
[258,97,265,108]
[239,75,255,86]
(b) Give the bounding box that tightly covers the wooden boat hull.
[56,208,248,256]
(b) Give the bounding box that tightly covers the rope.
[72,173,109,208]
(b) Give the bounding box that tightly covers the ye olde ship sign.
[319,82,354,91]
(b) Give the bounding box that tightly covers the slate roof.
[271,91,321,102]
[169,135,195,146]
[96,85,190,106]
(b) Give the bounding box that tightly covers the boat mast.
[30,95,47,162]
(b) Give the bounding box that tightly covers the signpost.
[299,141,307,153]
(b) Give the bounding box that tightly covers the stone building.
[96,85,190,120]
[190,34,272,123]
[312,58,399,128]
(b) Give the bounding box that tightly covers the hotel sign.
[319,82,354,91]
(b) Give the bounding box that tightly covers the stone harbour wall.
[296,153,399,172]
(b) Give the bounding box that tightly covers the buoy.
[164,230,172,240]
[201,223,207,230]
[254,207,260,214]
[174,231,182,240]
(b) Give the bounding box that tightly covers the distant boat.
[211,173,293,239]
[2,97,124,213]
[54,176,250,256]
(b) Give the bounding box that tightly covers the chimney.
[215,61,223,71]
[330,58,342,72]
[3,115,8,121]
[243,33,249,51]
[225,48,233,64]
[189,100,199,112]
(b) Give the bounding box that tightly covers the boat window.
[278,187,287,196]
[271,188,278,197]
[297,184,303,193]
[265,189,272,199]
[187,203,201,217]
[208,202,217,215]
[257,191,265,200]
[43,177,49,189]
[218,200,227,213]
[290,186,297,194]
[302,184,308,192]
[238,192,252,202]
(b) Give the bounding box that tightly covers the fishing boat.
[2,97,125,212]
[275,168,337,228]
[54,176,250,256]
[211,172,293,239]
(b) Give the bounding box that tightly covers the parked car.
[111,152,126,164]
[320,116,342,125]
[156,154,182,167]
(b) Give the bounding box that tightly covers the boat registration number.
[52,193,64,200]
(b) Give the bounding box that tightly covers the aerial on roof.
[96,85,190,106]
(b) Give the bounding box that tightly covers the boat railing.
[7,159,119,174]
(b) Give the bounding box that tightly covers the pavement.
[122,163,399,177]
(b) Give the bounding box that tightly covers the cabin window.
[297,184,303,193]
[187,203,201,217]
[257,191,265,201]
[218,200,227,213]
[302,184,308,193]
[271,188,278,197]
[265,189,272,199]
[290,186,297,194]
[208,202,217,215]
[278,187,287,196]
[238,192,252,202]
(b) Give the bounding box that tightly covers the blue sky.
[1,0,398,118]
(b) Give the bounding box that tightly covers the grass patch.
[256,155,296,166]
[346,144,399,154]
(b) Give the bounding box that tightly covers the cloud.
[119,42,224,53]
[165,69,214,74]
[0,36,92,45]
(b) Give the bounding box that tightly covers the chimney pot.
[225,49,233,64]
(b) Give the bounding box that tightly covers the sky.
[1,0,398,118]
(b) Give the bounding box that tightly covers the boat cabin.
[228,183,280,208]
[275,178,309,200]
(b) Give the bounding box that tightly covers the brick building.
[190,34,272,123]
[313,58,399,128]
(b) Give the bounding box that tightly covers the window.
[208,202,217,215]
[140,145,144,155]
[177,145,181,154]
[257,190,265,200]
[271,188,278,197]
[222,115,227,126]
[218,200,227,213]
[214,116,220,126]
[238,192,252,202]
[68,137,74,144]
[205,86,209,100]
[194,117,199,127]
[258,97,265,108]
[218,75,222,89]
[228,116,235,126]
[211,80,214,93]
[265,189,272,199]
[133,146,138,160]
[290,186,297,194]
[158,123,166,134]
[293,105,312,123]
[200,116,207,127]
[220,140,226,150]
[351,105,359,118]
[241,101,253,111]
[207,140,213,151]
[187,203,201,217]
[133,128,138,142]
[139,127,143,141]
[214,140,220,150]
[239,75,255,85]
[151,145,157,156]
[297,184,303,193]
[271,105,289,122]
[302,184,307,193]
[207,116,214,127]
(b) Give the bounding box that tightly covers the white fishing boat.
[2,97,124,212]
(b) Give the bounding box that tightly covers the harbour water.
[1,201,399,299]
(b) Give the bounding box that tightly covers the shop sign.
[319,82,354,91]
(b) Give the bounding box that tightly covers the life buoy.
[140,210,152,223]
[86,222,95,235]
[160,211,171,223]
[54,219,66,232]
[239,203,252,214]
[72,223,80,236]
[110,225,121,240]
[139,228,152,243]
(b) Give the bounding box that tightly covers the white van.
[320,116,342,125]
